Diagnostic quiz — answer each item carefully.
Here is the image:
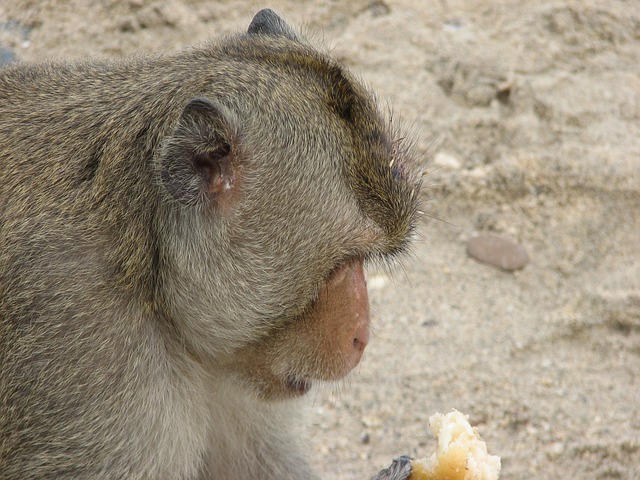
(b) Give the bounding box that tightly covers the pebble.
[466,233,529,271]
[367,274,387,290]
[0,46,15,67]
[433,151,461,170]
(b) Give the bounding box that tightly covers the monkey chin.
[250,374,311,402]
[254,360,357,402]
[283,374,312,397]
[276,349,365,401]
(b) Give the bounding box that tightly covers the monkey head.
[155,9,421,401]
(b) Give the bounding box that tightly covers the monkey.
[0,9,420,480]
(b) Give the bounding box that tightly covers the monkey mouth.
[284,374,312,396]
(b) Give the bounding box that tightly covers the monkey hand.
[371,456,412,480]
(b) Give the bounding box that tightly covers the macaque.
[0,9,420,480]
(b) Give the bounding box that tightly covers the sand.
[1,1,638,478]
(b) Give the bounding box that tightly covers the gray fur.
[0,10,420,479]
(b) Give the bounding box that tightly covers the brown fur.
[0,9,420,480]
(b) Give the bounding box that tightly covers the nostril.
[351,337,367,368]
[353,337,367,353]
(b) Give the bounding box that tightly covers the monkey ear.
[247,9,298,41]
[159,98,237,207]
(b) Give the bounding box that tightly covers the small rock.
[117,16,140,33]
[496,75,514,104]
[0,46,16,67]
[465,84,495,107]
[360,431,371,444]
[361,414,382,428]
[433,151,461,169]
[466,233,529,271]
[368,0,391,17]
[367,274,387,290]
[547,441,565,457]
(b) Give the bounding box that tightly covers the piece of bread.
[409,410,501,480]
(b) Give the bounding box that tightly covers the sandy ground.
[1,1,639,479]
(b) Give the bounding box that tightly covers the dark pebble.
[466,233,529,271]
[0,46,16,67]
